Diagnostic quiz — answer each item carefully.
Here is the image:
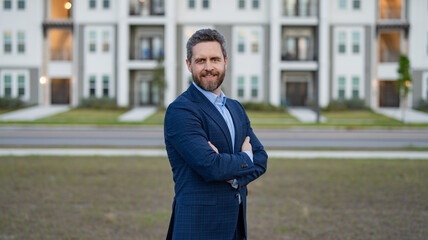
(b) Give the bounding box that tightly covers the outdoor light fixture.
[405,80,411,87]
[65,1,72,10]
[39,76,47,85]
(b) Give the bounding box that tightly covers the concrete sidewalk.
[0,105,70,121]
[118,107,157,122]
[375,108,428,123]
[287,107,326,123]
[1,148,427,159]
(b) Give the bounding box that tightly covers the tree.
[152,57,167,108]
[397,54,412,124]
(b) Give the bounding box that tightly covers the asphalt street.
[1,126,428,149]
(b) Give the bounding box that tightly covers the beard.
[192,69,226,92]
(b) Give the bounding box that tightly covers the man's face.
[186,41,228,95]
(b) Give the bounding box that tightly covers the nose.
[204,61,214,71]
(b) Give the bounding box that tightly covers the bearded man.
[164,28,268,240]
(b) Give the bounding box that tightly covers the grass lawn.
[35,108,131,125]
[322,110,402,126]
[1,156,427,240]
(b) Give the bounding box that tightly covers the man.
[164,29,268,240]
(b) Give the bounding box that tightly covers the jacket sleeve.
[236,105,268,188]
[164,102,257,183]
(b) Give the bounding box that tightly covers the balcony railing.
[282,0,318,17]
[129,0,165,16]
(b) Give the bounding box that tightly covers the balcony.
[282,0,318,18]
[50,29,72,61]
[129,0,165,17]
[281,27,317,62]
[379,32,400,63]
[379,0,402,20]
[129,26,164,61]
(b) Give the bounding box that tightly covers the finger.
[245,136,250,143]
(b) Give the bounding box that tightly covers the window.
[102,31,109,52]
[3,0,11,9]
[252,0,259,9]
[352,32,359,54]
[102,75,109,97]
[427,32,428,55]
[89,31,96,52]
[237,76,245,98]
[103,0,110,9]
[238,0,245,9]
[140,36,164,60]
[18,75,25,97]
[338,31,346,54]
[89,76,96,96]
[352,0,360,10]
[251,31,259,53]
[89,0,96,9]
[188,0,195,8]
[352,76,359,98]
[3,75,12,97]
[338,0,346,9]
[338,76,346,99]
[251,76,258,98]
[3,31,12,53]
[238,31,245,53]
[17,31,25,53]
[17,0,25,9]
[202,0,209,9]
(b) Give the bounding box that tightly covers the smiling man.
[164,29,268,240]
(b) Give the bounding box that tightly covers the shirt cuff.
[244,150,253,162]
[230,179,239,189]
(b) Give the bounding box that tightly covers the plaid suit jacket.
[164,84,268,240]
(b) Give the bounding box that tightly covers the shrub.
[0,97,23,109]
[416,99,428,111]
[79,97,119,110]
[241,102,285,112]
[324,98,367,111]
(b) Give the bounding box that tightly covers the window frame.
[202,0,209,9]
[17,74,25,97]
[338,76,346,99]
[3,0,11,10]
[3,74,12,97]
[17,31,25,54]
[237,76,245,98]
[89,0,96,9]
[3,31,12,54]
[352,31,360,54]
[89,75,96,97]
[352,0,361,10]
[103,0,110,9]
[102,31,109,52]
[238,0,245,9]
[251,75,258,98]
[102,75,109,97]
[338,0,347,9]
[338,31,346,54]
[252,0,259,9]
[352,76,359,98]
[89,31,96,53]
[188,0,196,9]
[17,0,25,10]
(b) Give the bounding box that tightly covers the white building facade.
[0,0,427,110]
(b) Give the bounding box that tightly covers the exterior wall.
[408,0,428,106]
[0,0,427,110]
[0,0,43,105]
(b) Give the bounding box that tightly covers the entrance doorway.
[379,81,399,107]
[286,82,308,106]
[51,78,70,104]
[139,80,159,105]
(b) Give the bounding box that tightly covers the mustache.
[201,70,219,77]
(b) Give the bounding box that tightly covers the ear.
[224,56,228,70]
[186,59,191,73]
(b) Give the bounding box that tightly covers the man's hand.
[241,136,252,153]
[208,141,219,153]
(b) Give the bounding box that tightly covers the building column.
[164,0,177,106]
[269,0,281,106]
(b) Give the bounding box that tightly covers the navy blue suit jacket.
[164,84,268,240]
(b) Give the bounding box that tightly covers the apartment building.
[0,0,427,110]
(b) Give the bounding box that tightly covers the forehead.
[191,41,223,59]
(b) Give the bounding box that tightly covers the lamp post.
[40,76,47,106]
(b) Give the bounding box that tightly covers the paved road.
[1,126,428,149]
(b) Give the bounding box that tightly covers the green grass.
[1,156,427,240]
[35,108,131,125]
[322,110,403,126]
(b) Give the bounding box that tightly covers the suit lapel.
[226,101,242,153]
[187,85,233,153]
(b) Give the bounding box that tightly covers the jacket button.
[242,164,248,168]
[235,193,239,198]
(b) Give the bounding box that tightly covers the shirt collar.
[192,82,227,106]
